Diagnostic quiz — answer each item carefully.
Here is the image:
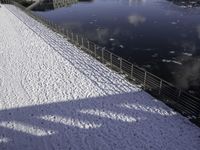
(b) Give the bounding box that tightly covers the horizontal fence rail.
[2,0,200,126]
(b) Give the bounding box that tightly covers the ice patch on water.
[119,45,124,48]
[162,59,171,63]
[182,52,192,56]
[109,38,115,41]
[162,59,182,65]
[172,60,182,65]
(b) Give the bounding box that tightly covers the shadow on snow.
[0,91,199,150]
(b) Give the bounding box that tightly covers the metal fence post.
[94,44,97,58]
[76,34,79,45]
[110,53,113,68]
[131,64,133,80]
[71,32,74,42]
[102,49,104,63]
[87,41,90,51]
[159,80,163,95]
[143,71,147,90]
[65,29,68,38]
[81,37,84,48]
[120,58,122,72]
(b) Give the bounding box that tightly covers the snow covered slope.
[0,4,199,150]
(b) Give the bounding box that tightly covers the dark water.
[33,0,200,97]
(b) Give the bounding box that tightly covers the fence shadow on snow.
[1,91,200,150]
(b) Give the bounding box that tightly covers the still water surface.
[34,0,200,97]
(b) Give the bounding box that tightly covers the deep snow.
[0,4,200,150]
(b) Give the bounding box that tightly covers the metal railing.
[0,0,10,3]
[2,0,200,126]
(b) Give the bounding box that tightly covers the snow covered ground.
[0,4,200,150]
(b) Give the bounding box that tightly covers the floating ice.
[109,38,115,41]
[183,52,192,56]
[119,45,124,48]
[169,51,175,54]
[172,60,182,65]
[162,59,171,63]
[162,59,182,65]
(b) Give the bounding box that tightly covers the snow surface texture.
[0,4,200,150]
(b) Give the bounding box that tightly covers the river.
[33,0,200,97]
